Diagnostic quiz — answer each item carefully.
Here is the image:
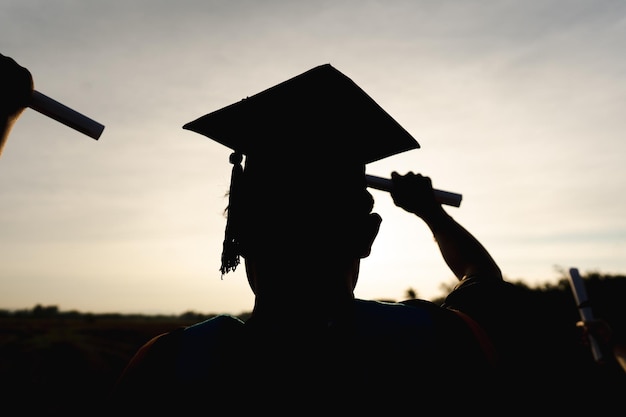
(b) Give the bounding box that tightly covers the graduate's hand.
[390,172,442,219]
[1,53,34,156]
[1,53,33,118]
[576,318,613,346]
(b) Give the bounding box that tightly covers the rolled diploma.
[365,174,462,207]
[568,267,603,362]
[29,90,104,140]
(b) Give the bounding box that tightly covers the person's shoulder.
[126,315,245,379]
[110,315,246,411]
[132,314,245,357]
[442,274,527,318]
[355,297,482,329]
[352,299,442,345]
[180,314,245,353]
[175,314,245,381]
[184,314,245,340]
[354,298,437,321]
[351,298,499,396]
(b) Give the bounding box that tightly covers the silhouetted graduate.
[112,63,525,414]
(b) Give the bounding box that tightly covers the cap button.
[229,151,243,165]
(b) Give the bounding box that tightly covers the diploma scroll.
[568,267,603,363]
[29,90,104,140]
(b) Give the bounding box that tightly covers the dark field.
[0,315,208,414]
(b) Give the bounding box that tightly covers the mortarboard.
[183,64,420,274]
[183,63,419,164]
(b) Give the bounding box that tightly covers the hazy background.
[1,0,624,315]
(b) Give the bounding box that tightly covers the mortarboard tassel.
[220,152,244,276]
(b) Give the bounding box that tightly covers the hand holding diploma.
[1,53,33,155]
[1,52,104,157]
[366,174,462,207]
[568,267,604,363]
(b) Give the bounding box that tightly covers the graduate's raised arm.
[1,53,104,158]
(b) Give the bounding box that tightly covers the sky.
[1,0,625,315]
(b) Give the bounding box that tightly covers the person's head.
[231,149,383,294]
[184,64,418,294]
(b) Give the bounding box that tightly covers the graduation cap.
[183,64,420,274]
[184,63,418,164]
